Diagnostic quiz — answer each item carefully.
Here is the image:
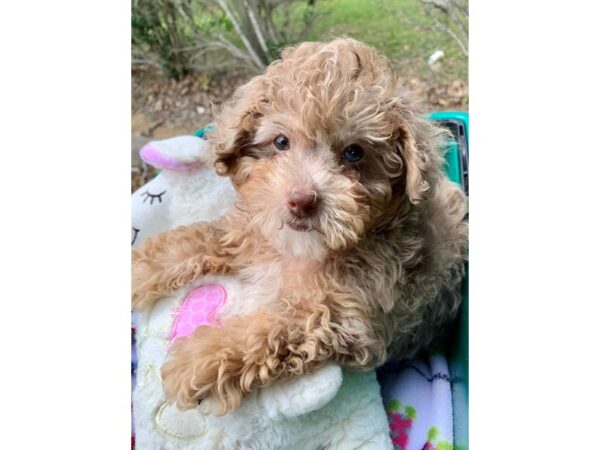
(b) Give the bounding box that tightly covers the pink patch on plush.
[169,284,227,345]
[140,144,203,172]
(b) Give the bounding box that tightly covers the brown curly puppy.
[132,38,468,414]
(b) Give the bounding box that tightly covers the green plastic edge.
[429,111,469,450]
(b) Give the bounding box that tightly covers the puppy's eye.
[274,134,290,151]
[342,144,364,162]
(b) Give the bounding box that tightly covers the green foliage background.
[132,0,467,81]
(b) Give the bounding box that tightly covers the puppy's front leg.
[132,221,233,309]
[161,296,381,413]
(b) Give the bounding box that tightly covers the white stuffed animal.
[131,134,392,450]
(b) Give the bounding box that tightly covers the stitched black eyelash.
[131,227,140,246]
[141,190,166,205]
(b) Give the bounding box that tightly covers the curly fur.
[132,38,468,414]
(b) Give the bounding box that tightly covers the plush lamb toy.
[131,133,392,450]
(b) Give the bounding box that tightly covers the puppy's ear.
[396,121,431,205]
[211,79,264,185]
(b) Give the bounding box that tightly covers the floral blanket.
[378,354,455,450]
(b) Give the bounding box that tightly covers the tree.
[202,0,318,71]
[132,0,318,78]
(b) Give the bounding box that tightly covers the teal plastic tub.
[430,111,469,450]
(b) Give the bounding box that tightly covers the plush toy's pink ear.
[140,135,209,172]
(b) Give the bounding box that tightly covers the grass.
[302,0,467,80]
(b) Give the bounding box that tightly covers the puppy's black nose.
[287,190,320,218]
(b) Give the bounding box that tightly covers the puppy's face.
[211,39,437,259]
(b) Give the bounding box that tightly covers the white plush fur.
[132,135,392,449]
[153,135,209,165]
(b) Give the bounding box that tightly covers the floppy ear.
[211,78,265,185]
[396,121,431,205]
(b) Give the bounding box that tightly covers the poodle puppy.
[132,38,468,414]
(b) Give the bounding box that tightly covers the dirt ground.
[131,71,468,192]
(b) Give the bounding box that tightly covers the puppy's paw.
[131,247,212,310]
[131,254,174,310]
[161,357,206,411]
[131,250,160,309]
[131,268,162,310]
[161,328,245,414]
[131,287,157,310]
